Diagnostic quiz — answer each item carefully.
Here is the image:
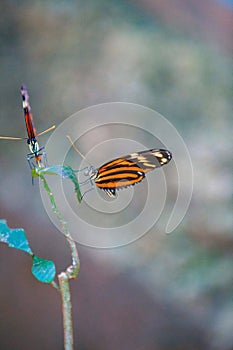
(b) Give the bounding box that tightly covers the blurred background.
[0,0,232,349]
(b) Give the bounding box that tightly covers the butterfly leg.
[30,147,47,168]
[78,178,93,185]
[26,154,36,185]
[73,166,89,174]
[73,166,96,197]
[27,150,45,169]
[36,146,47,167]
[73,167,93,186]
[80,180,95,199]
[80,186,94,200]
[41,149,48,167]
[27,153,36,169]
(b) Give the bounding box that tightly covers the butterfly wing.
[128,149,172,172]
[94,149,172,197]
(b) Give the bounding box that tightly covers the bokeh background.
[0,1,232,349]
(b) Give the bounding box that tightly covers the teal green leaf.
[32,165,82,203]
[0,219,33,254]
[31,255,56,283]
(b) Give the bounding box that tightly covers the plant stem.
[39,173,80,349]
[51,280,60,290]
[58,272,74,350]
[39,174,80,278]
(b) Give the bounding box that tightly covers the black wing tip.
[148,149,172,162]
[146,148,172,160]
[159,149,172,160]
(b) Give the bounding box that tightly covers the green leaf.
[0,219,33,254]
[0,220,56,284]
[31,255,56,283]
[33,165,82,203]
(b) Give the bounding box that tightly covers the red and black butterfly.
[0,85,55,168]
[67,136,172,198]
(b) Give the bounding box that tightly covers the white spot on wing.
[154,152,163,158]
[130,153,139,158]
[144,163,156,167]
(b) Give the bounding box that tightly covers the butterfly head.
[88,166,98,180]
[28,137,40,155]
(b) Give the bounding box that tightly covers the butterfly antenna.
[66,135,87,160]
[0,136,25,140]
[37,125,56,137]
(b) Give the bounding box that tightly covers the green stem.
[39,174,80,278]
[58,272,74,350]
[39,173,80,350]
[51,280,60,290]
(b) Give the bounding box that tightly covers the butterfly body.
[20,85,43,167]
[89,149,172,197]
[21,85,37,141]
[0,86,55,170]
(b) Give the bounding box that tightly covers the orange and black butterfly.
[0,85,55,168]
[67,136,172,198]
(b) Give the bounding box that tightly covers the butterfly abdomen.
[21,85,37,142]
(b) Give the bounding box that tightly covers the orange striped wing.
[94,149,172,197]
